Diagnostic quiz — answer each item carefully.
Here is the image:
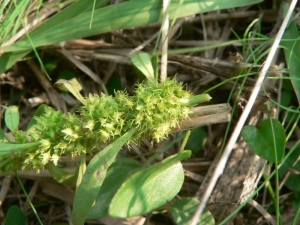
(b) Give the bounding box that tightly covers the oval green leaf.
[242,118,286,163]
[27,104,48,132]
[6,205,26,225]
[88,157,142,219]
[4,106,19,131]
[168,197,215,225]
[109,150,191,218]
[72,128,137,225]
[130,52,155,83]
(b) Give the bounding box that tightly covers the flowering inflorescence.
[1,79,195,172]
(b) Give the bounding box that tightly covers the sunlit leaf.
[130,52,155,83]
[4,106,19,131]
[88,157,142,219]
[72,128,137,225]
[46,163,76,185]
[109,151,191,218]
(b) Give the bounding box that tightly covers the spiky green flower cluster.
[123,79,192,142]
[1,79,196,172]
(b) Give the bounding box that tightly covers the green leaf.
[76,153,86,188]
[185,127,206,153]
[4,106,19,131]
[242,118,286,163]
[46,163,76,185]
[27,104,48,132]
[0,142,41,156]
[151,54,159,81]
[72,128,137,225]
[88,157,142,219]
[0,50,30,75]
[187,94,212,105]
[168,198,215,225]
[281,2,300,104]
[130,52,155,83]
[106,76,122,96]
[0,127,6,140]
[109,150,191,218]
[5,205,27,225]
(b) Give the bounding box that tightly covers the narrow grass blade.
[169,198,215,225]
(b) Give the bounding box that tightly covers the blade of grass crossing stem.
[72,128,137,225]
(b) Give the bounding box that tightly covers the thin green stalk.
[15,172,43,225]
[76,153,86,189]
[89,0,96,29]
[263,170,276,203]
[286,110,300,141]
[291,201,300,225]
[180,130,191,152]
[269,117,282,224]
